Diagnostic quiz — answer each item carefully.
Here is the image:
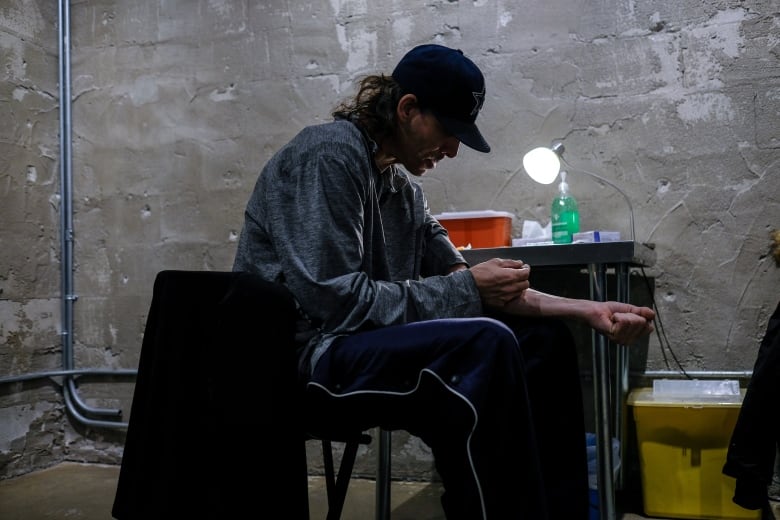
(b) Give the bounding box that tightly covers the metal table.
[464,241,656,520]
[375,241,655,520]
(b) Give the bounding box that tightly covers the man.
[233,44,654,519]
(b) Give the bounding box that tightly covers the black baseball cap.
[392,44,490,153]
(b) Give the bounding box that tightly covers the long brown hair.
[332,74,404,143]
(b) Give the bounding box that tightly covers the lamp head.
[522,142,565,185]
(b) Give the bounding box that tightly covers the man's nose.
[442,136,460,158]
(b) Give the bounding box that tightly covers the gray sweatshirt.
[233,119,483,374]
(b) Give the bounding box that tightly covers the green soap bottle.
[551,171,580,244]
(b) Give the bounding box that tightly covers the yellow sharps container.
[628,387,760,520]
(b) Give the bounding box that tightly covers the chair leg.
[375,429,392,520]
[322,440,337,508]
[322,440,361,520]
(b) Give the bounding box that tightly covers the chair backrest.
[112,270,309,519]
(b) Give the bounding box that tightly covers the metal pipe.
[57,0,129,427]
[637,370,753,379]
[58,0,74,381]
[614,263,629,490]
[63,390,130,429]
[589,263,616,520]
[66,377,123,418]
[0,368,137,385]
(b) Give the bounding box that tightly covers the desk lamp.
[522,142,636,242]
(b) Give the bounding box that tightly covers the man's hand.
[586,301,655,345]
[469,258,531,308]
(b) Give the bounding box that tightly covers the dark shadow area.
[531,266,655,517]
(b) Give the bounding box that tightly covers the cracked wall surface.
[1,0,779,479]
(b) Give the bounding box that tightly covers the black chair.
[112,270,370,519]
[309,431,373,519]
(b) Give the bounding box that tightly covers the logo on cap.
[471,86,485,117]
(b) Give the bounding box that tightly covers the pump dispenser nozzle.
[558,170,569,194]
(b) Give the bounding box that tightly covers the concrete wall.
[1,0,778,480]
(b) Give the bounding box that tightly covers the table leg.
[590,263,616,520]
[614,263,630,490]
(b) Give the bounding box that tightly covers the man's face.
[396,109,461,176]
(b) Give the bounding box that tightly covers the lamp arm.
[560,157,636,242]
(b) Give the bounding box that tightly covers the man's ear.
[397,93,419,122]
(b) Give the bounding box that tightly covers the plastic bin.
[433,210,513,249]
[586,433,620,520]
[627,388,760,519]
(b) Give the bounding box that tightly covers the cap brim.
[436,114,491,153]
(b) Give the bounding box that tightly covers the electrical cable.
[639,266,691,379]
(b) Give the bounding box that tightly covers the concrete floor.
[0,461,777,520]
[0,462,447,520]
